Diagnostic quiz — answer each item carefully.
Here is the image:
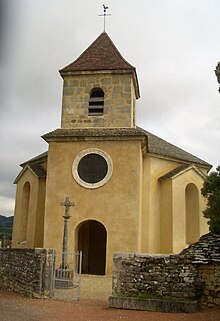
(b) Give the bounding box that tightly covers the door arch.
[77,220,107,275]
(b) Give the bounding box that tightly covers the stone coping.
[109,296,198,313]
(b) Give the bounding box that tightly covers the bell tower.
[59,32,140,129]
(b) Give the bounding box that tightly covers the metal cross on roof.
[99,4,111,32]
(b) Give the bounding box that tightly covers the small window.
[89,88,104,116]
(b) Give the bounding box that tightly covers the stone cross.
[60,196,75,267]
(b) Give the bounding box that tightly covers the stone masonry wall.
[112,253,200,300]
[198,263,220,307]
[112,234,220,308]
[0,248,54,298]
[61,73,135,128]
[180,233,220,307]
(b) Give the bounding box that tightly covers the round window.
[78,153,108,183]
[72,149,113,189]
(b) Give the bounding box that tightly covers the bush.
[201,166,220,234]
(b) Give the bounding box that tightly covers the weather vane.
[99,4,111,32]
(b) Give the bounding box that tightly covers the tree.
[201,166,220,234]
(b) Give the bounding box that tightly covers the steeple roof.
[60,32,136,73]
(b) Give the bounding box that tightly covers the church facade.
[12,32,211,275]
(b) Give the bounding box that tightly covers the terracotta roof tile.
[60,32,135,73]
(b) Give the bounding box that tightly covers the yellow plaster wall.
[12,148,209,273]
[34,179,46,247]
[140,156,209,254]
[172,169,209,253]
[44,139,143,274]
[140,156,150,253]
[61,72,136,128]
[160,179,173,253]
[141,156,180,253]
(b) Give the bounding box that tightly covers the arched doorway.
[77,220,107,275]
[185,183,200,244]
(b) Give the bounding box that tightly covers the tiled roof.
[42,127,146,139]
[158,164,190,180]
[20,151,48,167]
[29,164,46,178]
[42,127,211,168]
[143,129,210,167]
[158,164,207,181]
[60,32,136,73]
[14,163,46,184]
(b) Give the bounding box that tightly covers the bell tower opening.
[89,88,104,116]
[77,220,107,275]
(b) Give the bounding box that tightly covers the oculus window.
[72,149,113,189]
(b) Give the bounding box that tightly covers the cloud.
[0,196,15,217]
[0,0,220,217]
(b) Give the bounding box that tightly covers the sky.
[0,0,220,217]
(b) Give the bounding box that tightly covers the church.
[12,32,211,275]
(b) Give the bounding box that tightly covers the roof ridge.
[101,32,135,69]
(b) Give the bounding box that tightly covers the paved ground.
[0,275,219,321]
[54,274,112,301]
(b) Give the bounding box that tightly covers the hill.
[0,215,14,239]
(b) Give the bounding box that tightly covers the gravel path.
[0,275,219,321]
[54,274,112,301]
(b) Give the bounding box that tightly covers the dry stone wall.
[181,233,220,307]
[0,248,54,298]
[198,263,220,307]
[112,234,220,308]
[112,253,200,300]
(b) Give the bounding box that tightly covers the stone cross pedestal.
[55,196,75,289]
